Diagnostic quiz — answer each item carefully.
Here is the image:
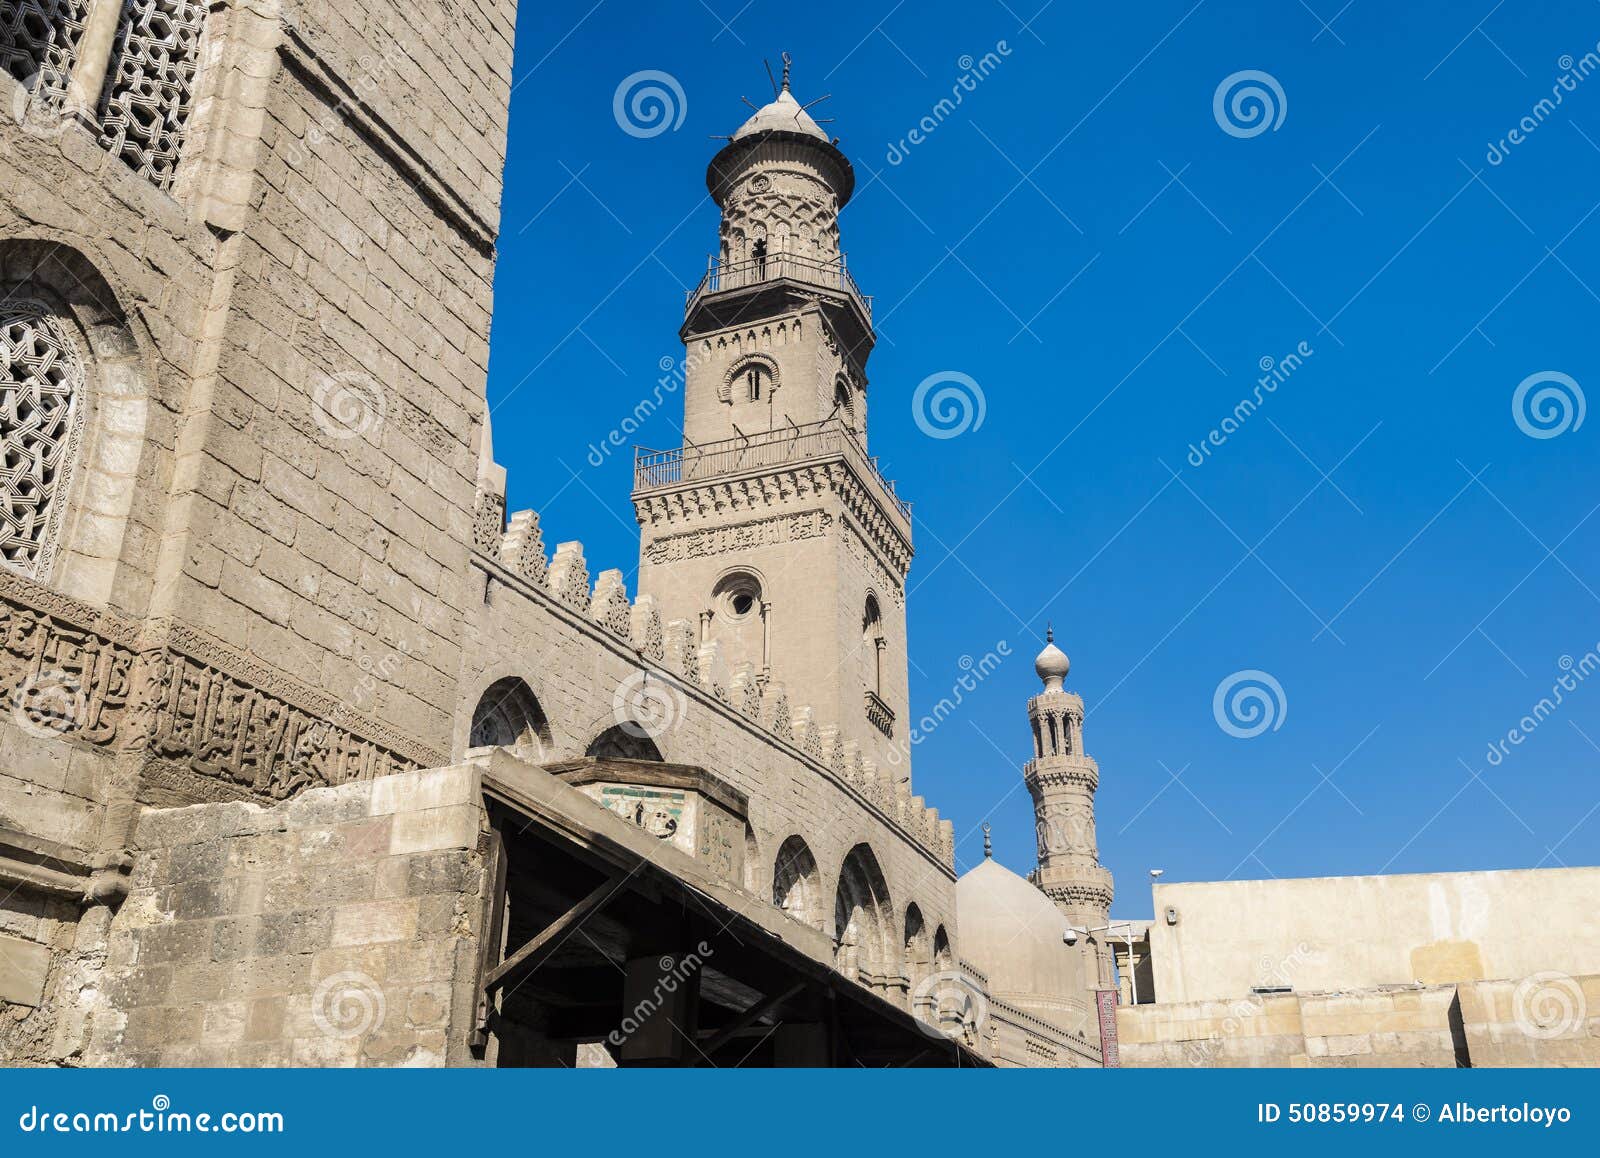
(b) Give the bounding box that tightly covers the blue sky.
[488,1,1600,914]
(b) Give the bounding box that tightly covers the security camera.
[1149,868,1164,880]
[1062,927,1079,946]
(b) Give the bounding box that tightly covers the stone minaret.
[1026,628,1115,986]
[633,58,914,774]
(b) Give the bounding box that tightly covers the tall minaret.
[1026,628,1115,987]
[633,57,914,773]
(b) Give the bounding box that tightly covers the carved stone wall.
[0,568,442,808]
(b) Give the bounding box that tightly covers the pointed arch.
[772,834,821,929]
[468,677,550,761]
[833,843,895,991]
[0,238,152,606]
[584,724,663,761]
[904,902,932,1000]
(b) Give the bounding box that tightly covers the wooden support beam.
[484,871,627,996]
[690,980,806,1065]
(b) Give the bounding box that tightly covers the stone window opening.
[720,356,778,407]
[862,595,884,694]
[708,570,769,680]
[832,376,855,430]
[0,0,210,192]
[0,296,87,580]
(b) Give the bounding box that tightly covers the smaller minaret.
[1025,626,1115,987]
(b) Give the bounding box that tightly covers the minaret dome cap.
[1034,624,1070,691]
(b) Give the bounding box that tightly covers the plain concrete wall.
[1148,867,1600,1004]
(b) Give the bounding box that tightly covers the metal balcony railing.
[633,418,911,521]
[685,253,873,320]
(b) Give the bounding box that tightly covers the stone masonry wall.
[460,546,960,978]
[85,765,486,1066]
[1117,979,1600,1068]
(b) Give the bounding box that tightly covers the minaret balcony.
[633,417,912,525]
[685,252,873,325]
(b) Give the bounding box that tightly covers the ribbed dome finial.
[982,822,993,859]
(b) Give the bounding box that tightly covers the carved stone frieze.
[0,570,443,804]
[642,508,831,565]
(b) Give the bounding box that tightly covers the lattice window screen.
[0,0,90,108]
[0,300,86,578]
[98,0,206,191]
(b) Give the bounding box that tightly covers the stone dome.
[732,88,830,143]
[1034,626,1069,691]
[957,857,1082,1009]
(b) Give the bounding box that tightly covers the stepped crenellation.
[471,498,953,866]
